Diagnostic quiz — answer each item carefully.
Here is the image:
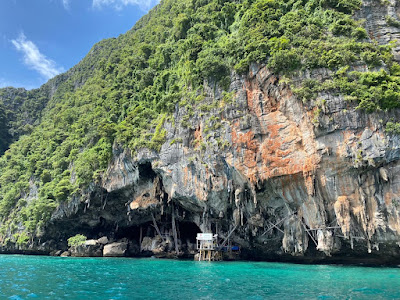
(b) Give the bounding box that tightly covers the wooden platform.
[196,249,222,261]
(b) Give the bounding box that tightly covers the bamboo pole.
[304,226,341,231]
[151,213,165,242]
[139,225,143,252]
[171,203,179,254]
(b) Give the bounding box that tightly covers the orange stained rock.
[267,122,283,139]
[230,112,319,187]
[248,169,259,184]
[193,125,203,149]
[194,125,202,140]
[130,191,159,210]
[338,130,368,157]
[246,85,256,114]
[183,166,189,187]
[245,80,265,117]
[334,196,351,238]
[226,66,321,194]
[304,175,315,196]
[303,156,318,175]
[231,129,258,151]
[243,148,257,169]
[245,73,281,117]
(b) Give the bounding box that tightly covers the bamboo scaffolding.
[267,221,285,234]
[261,215,290,236]
[220,225,238,248]
[298,218,318,247]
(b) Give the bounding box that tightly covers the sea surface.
[0,255,399,299]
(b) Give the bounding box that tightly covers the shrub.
[15,232,30,247]
[385,122,400,135]
[67,234,87,247]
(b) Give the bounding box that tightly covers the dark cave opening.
[114,222,154,241]
[306,234,319,256]
[177,221,201,244]
[138,161,156,180]
[114,220,201,247]
[98,219,202,256]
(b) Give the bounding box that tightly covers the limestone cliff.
[2,0,400,264]
[47,62,400,263]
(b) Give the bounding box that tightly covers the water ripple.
[0,255,399,299]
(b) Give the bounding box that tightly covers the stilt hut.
[196,233,222,261]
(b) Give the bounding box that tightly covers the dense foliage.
[0,102,11,154]
[67,234,87,247]
[0,82,61,157]
[0,0,399,243]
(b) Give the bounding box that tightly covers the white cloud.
[11,33,64,80]
[92,0,159,11]
[62,0,70,10]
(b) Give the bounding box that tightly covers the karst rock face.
[84,60,400,262]
[3,0,400,263]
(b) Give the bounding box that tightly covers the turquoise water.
[0,255,399,299]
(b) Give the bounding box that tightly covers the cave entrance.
[113,220,201,244]
[138,161,156,180]
[177,221,201,244]
[306,233,319,256]
[114,222,154,241]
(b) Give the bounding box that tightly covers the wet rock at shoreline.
[103,242,128,257]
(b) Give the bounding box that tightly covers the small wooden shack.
[196,233,222,261]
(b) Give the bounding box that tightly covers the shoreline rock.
[103,242,128,257]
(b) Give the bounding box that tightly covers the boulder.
[84,239,98,246]
[141,236,153,251]
[50,250,62,256]
[70,240,102,257]
[103,242,128,257]
[97,236,109,245]
[141,236,164,252]
[60,251,70,257]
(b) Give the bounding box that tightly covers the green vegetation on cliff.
[0,0,399,243]
[0,103,11,155]
[0,87,52,153]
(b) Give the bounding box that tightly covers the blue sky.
[0,0,158,90]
